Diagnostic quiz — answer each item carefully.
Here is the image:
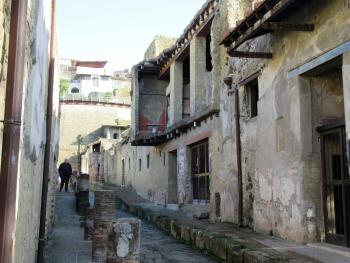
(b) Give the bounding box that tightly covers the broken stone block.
[77,173,90,192]
[170,220,181,239]
[180,225,191,243]
[195,230,206,249]
[107,218,141,263]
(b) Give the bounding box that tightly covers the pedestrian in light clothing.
[58,159,72,192]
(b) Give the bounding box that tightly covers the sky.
[57,0,207,70]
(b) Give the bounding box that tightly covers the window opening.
[183,56,190,119]
[206,34,213,72]
[246,78,259,118]
[92,76,99,87]
[191,140,210,203]
[166,95,170,127]
[92,143,101,153]
[71,87,79,93]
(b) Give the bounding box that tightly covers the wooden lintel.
[262,22,314,32]
[228,50,273,59]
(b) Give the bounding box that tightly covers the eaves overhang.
[135,0,219,79]
[220,0,310,52]
[131,107,220,146]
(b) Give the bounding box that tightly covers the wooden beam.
[221,0,298,47]
[262,22,314,31]
[228,50,273,59]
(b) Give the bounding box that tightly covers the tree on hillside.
[60,79,69,95]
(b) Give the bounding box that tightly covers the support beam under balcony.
[262,22,314,32]
[228,50,273,59]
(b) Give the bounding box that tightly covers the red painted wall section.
[139,109,166,133]
[139,113,151,132]
[159,109,166,132]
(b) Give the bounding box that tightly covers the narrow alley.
[45,192,92,263]
[1,0,350,262]
[45,191,218,263]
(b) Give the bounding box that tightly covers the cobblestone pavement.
[117,210,219,263]
[45,192,92,263]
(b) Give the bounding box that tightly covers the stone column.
[190,36,206,115]
[76,173,90,215]
[131,67,140,140]
[342,51,350,172]
[92,190,118,262]
[77,173,90,192]
[107,218,141,263]
[170,61,183,125]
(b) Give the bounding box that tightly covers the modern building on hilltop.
[59,59,132,97]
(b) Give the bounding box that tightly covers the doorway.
[191,140,210,204]
[319,123,349,247]
[122,159,125,187]
[168,151,178,204]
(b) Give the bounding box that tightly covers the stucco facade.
[123,0,350,248]
[0,0,60,262]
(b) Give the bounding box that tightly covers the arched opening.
[71,87,79,93]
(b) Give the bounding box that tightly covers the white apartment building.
[69,61,114,96]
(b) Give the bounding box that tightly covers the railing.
[60,93,131,105]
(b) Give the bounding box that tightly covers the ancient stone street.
[45,192,218,263]
[117,210,218,263]
[45,192,92,263]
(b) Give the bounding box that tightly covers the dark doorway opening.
[168,150,178,204]
[319,124,349,247]
[191,140,210,204]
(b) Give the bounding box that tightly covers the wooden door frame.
[318,121,350,247]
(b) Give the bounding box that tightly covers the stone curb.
[116,197,299,263]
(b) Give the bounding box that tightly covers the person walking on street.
[58,159,72,192]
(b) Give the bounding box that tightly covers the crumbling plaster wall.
[126,0,252,222]
[0,0,10,166]
[218,0,350,244]
[13,0,60,261]
[138,74,168,133]
[207,0,255,224]
[144,35,177,61]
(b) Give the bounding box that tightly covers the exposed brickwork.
[84,207,95,241]
[92,190,118,262]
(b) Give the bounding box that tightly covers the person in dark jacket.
[58,159,72,192]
